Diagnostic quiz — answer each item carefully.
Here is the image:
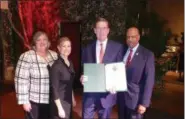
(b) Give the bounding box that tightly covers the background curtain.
[17,0,61,50]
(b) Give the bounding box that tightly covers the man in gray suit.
[117,27,155,119]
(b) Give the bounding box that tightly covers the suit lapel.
[103,40,112,63]
[92,41,97,63]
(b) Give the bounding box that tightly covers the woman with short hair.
[14,31,57,119]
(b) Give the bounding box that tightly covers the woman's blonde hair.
[57,36,71,46]
[32,31,50,49]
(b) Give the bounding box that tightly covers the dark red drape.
[18,0,61,50]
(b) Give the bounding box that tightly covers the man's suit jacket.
[124,45,155,110]
[82,40,124,108]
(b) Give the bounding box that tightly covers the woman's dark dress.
[50,56,75,119]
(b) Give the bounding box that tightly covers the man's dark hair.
[127,26,141,35]
[94,17,110,28]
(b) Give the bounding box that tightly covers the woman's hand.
[72,97,76,107]
[23,103,32,112]
[58,107,66,118]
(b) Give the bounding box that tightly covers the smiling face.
[57,39,71,57]
[94,21,110,42]
[126,27,140,48]
[35,34,49,52]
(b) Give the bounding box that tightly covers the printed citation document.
[83,62,127,92]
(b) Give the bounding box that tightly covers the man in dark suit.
[117,27,155,119]
[81,17,124,119]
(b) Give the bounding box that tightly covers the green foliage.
[60,0,127,42]
[156,64,168,82]
[140,12,170,57]
[0,10,15,66]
